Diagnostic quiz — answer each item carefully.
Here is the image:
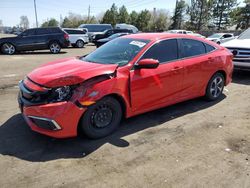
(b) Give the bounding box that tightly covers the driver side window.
[141,39,178,63]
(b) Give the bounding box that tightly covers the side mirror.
[135,59,159,69]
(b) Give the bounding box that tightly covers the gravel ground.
[0,34,250,188]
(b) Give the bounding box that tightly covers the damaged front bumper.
[18,80,86,138]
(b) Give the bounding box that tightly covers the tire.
[79,96,122,139]
[49,41,61,54]
[1,43,16,55]
[205,72,225,101]
[217,41,221,45]
[76,40,84,48]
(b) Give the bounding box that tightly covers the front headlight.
[54,86,72,102]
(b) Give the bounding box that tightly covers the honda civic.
[18,33,233,139]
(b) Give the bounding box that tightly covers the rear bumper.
[19,99,86,138]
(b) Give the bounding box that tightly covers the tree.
[230,0,250,30]
[186,0,212,30]
[149,9,171,31]
[20,16,29,29]
[136,10,151,31]
[129,11,138,26]
[211,0,237,30]
[118,5,129,23]
[101,3,118,26]
[41,18,59,27]
[170,0,186,29]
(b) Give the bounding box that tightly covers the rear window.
[65,29,85,34]
[181,39,206,58]
[36,28,61,35]
[81,25,112,32]
[204,43,216,53]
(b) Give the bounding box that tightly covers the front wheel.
[79,97,122,139]
[49,42,61,54]
[205,73,225,101]
[1,43,16,55]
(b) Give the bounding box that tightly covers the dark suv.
[0,27,70,54]
[91,29,133,43]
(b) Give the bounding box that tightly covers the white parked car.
[63,28,89,48]
[166,30,189,34]
[207,33,235,44]
[222,28,250,70]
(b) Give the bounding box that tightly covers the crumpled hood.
[221,39,250,49]
[28,57,118,88]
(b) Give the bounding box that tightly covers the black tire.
[217,41,221,45]
[76,40,85,48]
[79,96,122,139]
[1,43,16,55]
[205,72,225,101]
[49,41,61,54]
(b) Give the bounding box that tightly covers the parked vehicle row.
[18,33,233,139]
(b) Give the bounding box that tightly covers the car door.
[33,28,49,49]
[130,39,184,113]
[221,34,234,43]
[179,38,211,99]
[15,29,37,50]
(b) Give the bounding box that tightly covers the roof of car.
[122,33,202,41]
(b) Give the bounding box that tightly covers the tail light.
[64,33,69,40]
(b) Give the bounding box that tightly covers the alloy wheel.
[50,43,61,53]
[2,43,15,55]
[210,76,223,98]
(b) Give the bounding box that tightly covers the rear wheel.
[1,43,16,55]
[49,42,61,54]
[79,97,122,139]
[205,72,225,101]
[76,40,84,48]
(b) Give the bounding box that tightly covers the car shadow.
[17,51,67,55]
[0,95,226,162]
[232,69,250,85]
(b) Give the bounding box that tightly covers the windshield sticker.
[129,41,146,48]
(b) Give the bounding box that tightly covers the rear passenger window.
[36,28,49,35]
[204,43,215,53]
[142,39,178,63]
[181,39,206,58]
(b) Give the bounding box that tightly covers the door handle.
[171,66,183,71]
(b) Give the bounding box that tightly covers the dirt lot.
[0,34,250,188]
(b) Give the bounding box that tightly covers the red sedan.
[18,33,233,139]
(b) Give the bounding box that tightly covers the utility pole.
[33,0,38,27]
[87,5,90,23]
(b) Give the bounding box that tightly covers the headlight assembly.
[54,86,72,102]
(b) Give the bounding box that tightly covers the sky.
[0,0,244,27]
[0,0,180,27]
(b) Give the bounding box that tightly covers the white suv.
[222,28,250,70]
[63,28,89,48]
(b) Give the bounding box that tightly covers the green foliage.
[129,11,138,26]
[118,5,129,23]
[61,13,97,28]
[136,10,151,31]
[101,3,118,26]
[186,0,212,30]
[211,0,238,30]
[230,0,250,29]
[41,18,58,28]
[170,0,187,29]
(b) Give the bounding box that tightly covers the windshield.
[238,28,250,39]
[81,38,150,66]
[208,33,223,38]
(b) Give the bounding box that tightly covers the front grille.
[227,48,250,63]
[19,80,53,106]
